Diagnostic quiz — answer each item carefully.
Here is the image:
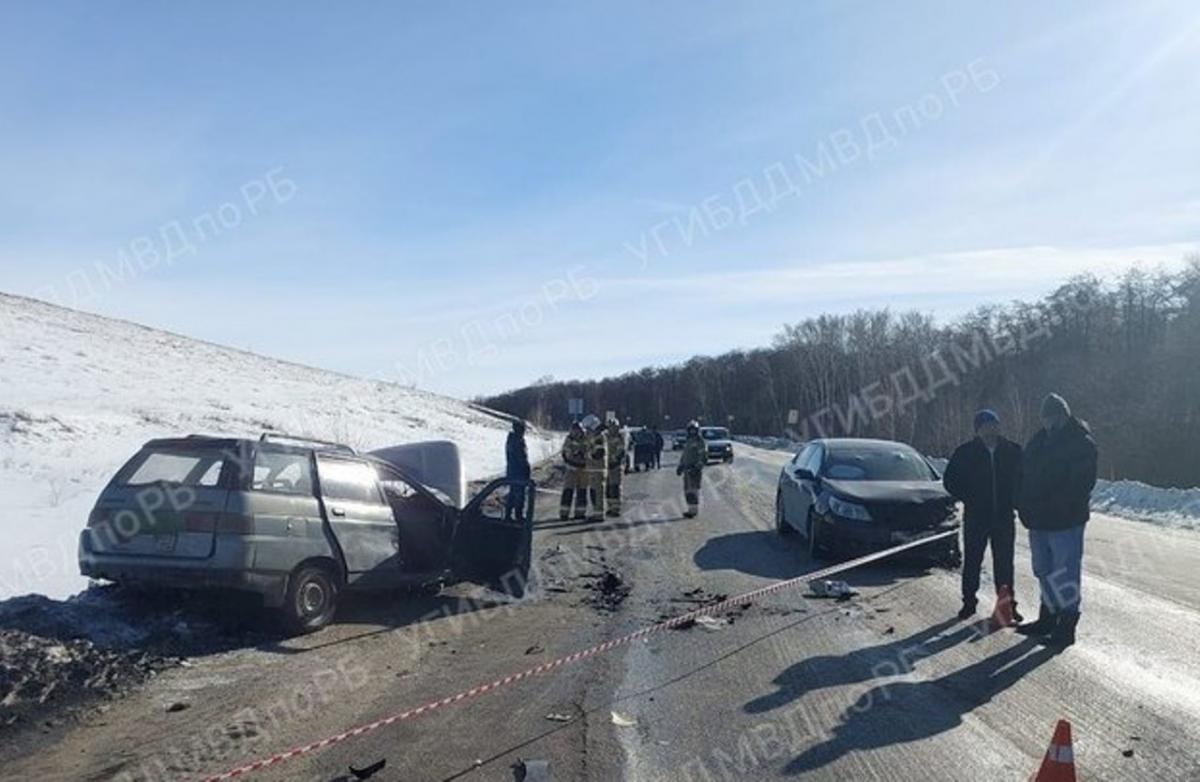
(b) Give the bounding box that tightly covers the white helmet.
[581,414,602,431]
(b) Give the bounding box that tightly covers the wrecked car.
[774,438,960,564]
[78,434,533,633]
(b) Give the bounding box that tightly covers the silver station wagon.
[79,433,534,633]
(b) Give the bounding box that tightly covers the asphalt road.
[10,445,1200,781]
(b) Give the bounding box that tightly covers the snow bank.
[0,293,558,600]
[733,435,801,452]
[1091,479,1200,531]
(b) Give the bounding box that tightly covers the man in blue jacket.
[1016,393,1098,648]
[504,419,532,522]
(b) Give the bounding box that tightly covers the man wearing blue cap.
[943,408,1023,621]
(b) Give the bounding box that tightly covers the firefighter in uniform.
[581,414,608,521]
[604,418,627,517]
[677,420,706,518]
[559,421,589,520]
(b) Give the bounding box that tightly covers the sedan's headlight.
[828,496,872,521]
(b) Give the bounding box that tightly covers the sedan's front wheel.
[775,493,794,536]
[807,512,828,561]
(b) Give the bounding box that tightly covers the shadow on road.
[780,638,1058,774]
[745,618,970,713]
[258,590,513,656]
[694,530,936,585]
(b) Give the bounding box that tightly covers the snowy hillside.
[0,293,558,601]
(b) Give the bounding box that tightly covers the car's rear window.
[822,446,934,481]
[122,449,225,487]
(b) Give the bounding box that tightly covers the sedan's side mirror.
[793,467,815,481]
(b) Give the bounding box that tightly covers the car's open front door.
[451,478,534,596]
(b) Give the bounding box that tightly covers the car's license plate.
[154,534,177,553]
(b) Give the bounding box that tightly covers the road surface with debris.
[4,445,1200,781]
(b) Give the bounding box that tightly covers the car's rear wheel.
[282,564,339,635]
[775,493,794,535]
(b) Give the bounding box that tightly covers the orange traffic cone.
[1031,720,1077,782]
[991,584,1016,629]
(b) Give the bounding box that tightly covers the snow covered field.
[0,293,558,601]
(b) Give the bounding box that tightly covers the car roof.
[143,435,245,450]
[143,433,357,455]
[815,437,919,451]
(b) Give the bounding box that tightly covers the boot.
[1041,611,1079,648]
[957,598,977,621]
[1011,601,1024,624]
[1016,603,1055,636]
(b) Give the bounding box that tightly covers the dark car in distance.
[774,438,960,564]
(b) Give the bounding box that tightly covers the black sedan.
[774,438,961,564]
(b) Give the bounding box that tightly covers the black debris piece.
[349,758,386,779]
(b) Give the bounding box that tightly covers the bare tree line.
[482,259,1200,488]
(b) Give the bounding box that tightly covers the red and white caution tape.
[200,529,957,781]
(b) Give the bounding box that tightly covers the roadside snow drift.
[1091,479,1200,531]
[0,293,557,600]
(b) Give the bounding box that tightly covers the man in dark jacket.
[504,419,532,522]
[651,425,665,469]
[1016,393,1097,648]
[943,409,1023,621]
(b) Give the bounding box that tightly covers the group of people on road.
[943,392,1098,648]
[556,414,629,521]
[510,389,1096,649]
[551,417,708,521]
[629,425,666,471]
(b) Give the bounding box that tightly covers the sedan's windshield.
[702,428,729,440]
[821,445,935,481]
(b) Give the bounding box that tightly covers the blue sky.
[2,1,1198,397]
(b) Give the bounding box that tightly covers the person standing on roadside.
[581,414,608,522]
[651,425,665,469]
[1016,393,1098,648]
[943,409,1023,621]
[559,421,588,520]
[503,419,532,522]
[604,418,626,517]
[677,420,706,518]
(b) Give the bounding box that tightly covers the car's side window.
[252,449,314,495]
[318,458,386,505]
